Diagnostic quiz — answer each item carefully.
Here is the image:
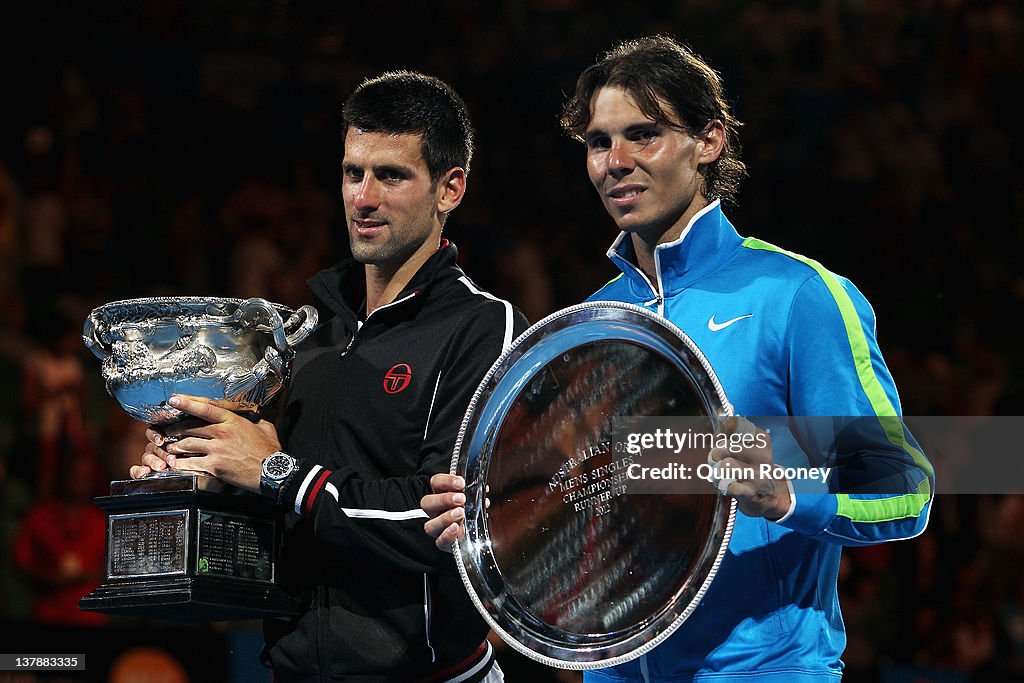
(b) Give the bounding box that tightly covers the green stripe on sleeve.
[836,481,932,524]
[742,238,933,523]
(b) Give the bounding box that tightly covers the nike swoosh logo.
[708,313,753,332]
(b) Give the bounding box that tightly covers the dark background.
[0,1,1022,682]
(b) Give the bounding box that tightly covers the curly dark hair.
[561,35,746,205]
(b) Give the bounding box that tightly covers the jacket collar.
[606,200,742,297]
[307,240,460,325]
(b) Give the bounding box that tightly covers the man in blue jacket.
[423,36,933,681]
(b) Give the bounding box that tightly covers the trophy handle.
[235,298,318,356]
[82,312,110,361]
[283,304,318,348]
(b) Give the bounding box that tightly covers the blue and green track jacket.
[584,201,934,682]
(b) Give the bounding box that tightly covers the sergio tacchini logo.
[383,363,413,394]
[707,313,753,332]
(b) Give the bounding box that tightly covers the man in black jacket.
[132,71,528,682]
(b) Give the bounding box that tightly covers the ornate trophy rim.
[85,295,298,329]
[88,294,294,310]
[451,301,736,670]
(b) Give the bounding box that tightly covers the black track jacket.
[262,242,528,682]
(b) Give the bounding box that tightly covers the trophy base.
[80,471,300,623]
[79,575,300,622]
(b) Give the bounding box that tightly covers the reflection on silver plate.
[452,301,736,669]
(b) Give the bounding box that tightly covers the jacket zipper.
[423,573,436,663]
[316,563,328,681]
[634,266,663,314]
[609,247,664,314]
[340,291,419,358]
[652,247,667,316]
[339,332,356,358]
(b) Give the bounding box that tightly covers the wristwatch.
[260,451,298,498]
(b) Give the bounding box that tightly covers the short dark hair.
[561,35,746,205]
[342,70,475,182]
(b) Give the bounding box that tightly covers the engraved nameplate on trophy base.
[79,472,298,621]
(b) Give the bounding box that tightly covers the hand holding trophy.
[79,296,317,621]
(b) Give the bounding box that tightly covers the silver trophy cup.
[83,296,317,424]
[79,296,318,621]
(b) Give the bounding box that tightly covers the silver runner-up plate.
[452,301,737,669]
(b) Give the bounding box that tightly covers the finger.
[205,398,261,416]
[160,417,212,441]
[713,455,747,473]
[164,436,211,456]
[440,520,464,545]
[429,473,466,494]
[705,454,742,494]
[709,442,746,463]
[734,416,769,442]
[421,490,466,517]
[717,415,765,443]
[142,446,174,471]
[165,422,219,442]
[130,465,152,479]
[146,427,165,445]
[423,513,446,540]
[725,480,755,499]
[166,455,212,476]
[435,522,464,552]
[720,415,739,436]
[710,418,771,464]
[168,394,235,424]
[710,417,738,462]
[423,505,465,539]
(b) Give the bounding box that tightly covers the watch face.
[265,455,293,479]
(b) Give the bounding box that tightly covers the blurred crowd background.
[1,1,1022,681]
